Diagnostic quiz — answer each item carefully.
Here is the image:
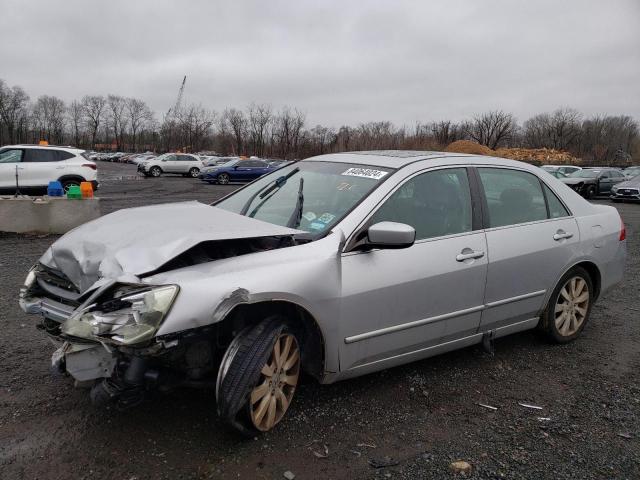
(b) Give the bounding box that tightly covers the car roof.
[304,150,537,169]
[3,144,84,153]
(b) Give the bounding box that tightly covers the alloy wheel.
[249,333,300,431]
[554,276,589,336]
[218,173,229,185]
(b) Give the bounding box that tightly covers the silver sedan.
[20,151,626,434]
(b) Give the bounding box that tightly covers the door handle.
[456,250,485,262]
[553,231,573,241]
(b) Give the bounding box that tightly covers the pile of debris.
[445,140,581,165]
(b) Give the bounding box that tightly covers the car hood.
[39,201,303,293]
[560,177,593,185]
[614,178,640,189]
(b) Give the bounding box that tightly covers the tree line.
[0,78,637,164]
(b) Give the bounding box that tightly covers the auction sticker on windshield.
[342,167,388,180]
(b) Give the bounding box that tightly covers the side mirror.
[366,222,415,249]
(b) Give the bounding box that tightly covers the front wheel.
[216,317,301,435]
[149,166,162,177]
[584,185,596,199]
[540,267,593,343]
[217,173,230,185]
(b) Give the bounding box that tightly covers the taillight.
[82,163,97,170]
[620,217,626,241]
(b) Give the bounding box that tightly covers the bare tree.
[465,110,517,149]
[429,120,463,146]
[126,97,153,151]
[177,104,215,152]
[223,108,247,155]
[68,100,85,147]
[247,103,272,156]
[32,95,67,144]
[272,107,306,158]
[107,95,128,150]
[523,108,582,150]
[82,95,106,148]
[0,82,30,144]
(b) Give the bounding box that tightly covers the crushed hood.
[39,201,302,293]
[560,177,593,185]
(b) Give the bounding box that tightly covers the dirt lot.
[1,162,639,479]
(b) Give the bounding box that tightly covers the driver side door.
[338,167,488,375]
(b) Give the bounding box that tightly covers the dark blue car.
[198,159,275,184]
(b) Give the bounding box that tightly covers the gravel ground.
[1,162,638,479]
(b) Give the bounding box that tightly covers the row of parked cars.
[88,150,293,184]
[541,164,640,202]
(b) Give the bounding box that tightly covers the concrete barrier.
[0,196,101,234]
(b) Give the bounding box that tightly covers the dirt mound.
[494,147,579,165]
[445,140,494,156]
[445,140,580,165]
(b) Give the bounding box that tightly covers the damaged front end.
[21,267,188,407]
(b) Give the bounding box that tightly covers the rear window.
[24,149,59,162]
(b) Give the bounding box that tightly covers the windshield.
[216,161,392,234]
[570,170,600,178]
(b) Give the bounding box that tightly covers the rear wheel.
[149,166,162,177]
[584,185,596,199]
[217,173,230,185]
[216,317,301,435]
[188,167,200,178]
[540,267,593,343]
[61,179,82,192]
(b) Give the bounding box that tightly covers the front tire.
[149,166,162,177]
[584,185,596,199]
[216,317,301,435]
[217,173,230,185]
[540,267,593,343]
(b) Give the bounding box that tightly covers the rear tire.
[61,179,82,192]
[540,267,593,344]
[584,185,596,199]
[217,173,230,185]
[188,167,200,178]
[216,316,301,436]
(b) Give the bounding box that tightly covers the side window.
[600,171,610,179]
[0,149,23,163]
[542,184,570,219]
[24,149,59,162]
[370,168,473,240]
[55,151,75,161]
[478,168,547,227]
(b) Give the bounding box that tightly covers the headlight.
[62,285,178,345]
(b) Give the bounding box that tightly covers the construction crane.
[166,75,186,120]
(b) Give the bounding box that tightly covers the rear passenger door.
[22,149,64,186]
[476,167,579,331]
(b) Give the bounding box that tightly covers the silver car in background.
[19,151,626,434]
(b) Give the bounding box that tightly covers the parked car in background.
[138,153,203,177]
[560,168,626,198]
[610,175,640,202]
[20,151,626,435]
[0,144,98,193]
[204,156,240,167]
[542,165,582,175]
[623,166,640,178]
[547,170,568,179]
[199,158,275,184]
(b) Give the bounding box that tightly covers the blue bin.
[47,181,63,197]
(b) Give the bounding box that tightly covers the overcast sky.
[1,0,639,127]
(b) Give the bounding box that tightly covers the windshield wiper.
[239,167,300,216]
[286,177,304,228]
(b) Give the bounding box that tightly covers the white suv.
[0,145,98,193]
[138,153,203,178]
